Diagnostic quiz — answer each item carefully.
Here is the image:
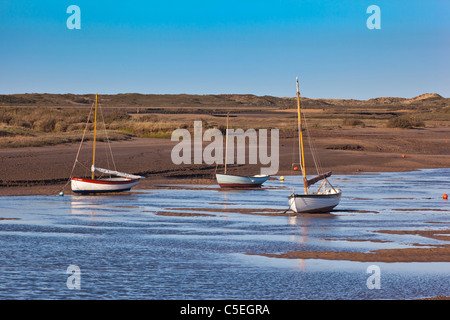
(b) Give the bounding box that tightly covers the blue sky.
[0,0,448,98]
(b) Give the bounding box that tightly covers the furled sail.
[305,171,332,187]
[91,166,144,180]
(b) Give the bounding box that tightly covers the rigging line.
[297,104,303,175]
[303,111,323,176]
[224,113,229,174]
[310,126,324,176]
[75,160,90,171]
[98,101,118,172]
[296,77,307,195]
[60,102,94,192]
[303,114,322,176]
[98,103,111,176]
[70,103,94,178]
[290,123,299,193]
[310,121,324,174]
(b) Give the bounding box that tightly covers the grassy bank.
[0,93,449,148]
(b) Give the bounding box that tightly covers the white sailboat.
[215,173,270,188]
[288,78,341,213]
[71,94,143,194]
[215,113,269,188]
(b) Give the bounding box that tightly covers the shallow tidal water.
[0,169,449,300]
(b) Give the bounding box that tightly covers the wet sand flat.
[246,245,450,263]
[247,229,450,263]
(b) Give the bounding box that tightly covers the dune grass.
[0,94,449,148]
[0,107,147,147]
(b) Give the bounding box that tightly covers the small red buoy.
[293,166,298,171]
[444,194,448,200]
[402,154,406,158]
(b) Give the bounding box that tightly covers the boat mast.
[224,112,229,174]
[91,93,98,180]
[296,78,308,194]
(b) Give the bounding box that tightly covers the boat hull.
[216,174,269,188]
[71,177,140,193]
[288,190,341,213]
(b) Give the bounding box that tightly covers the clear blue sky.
[0,0,448,98]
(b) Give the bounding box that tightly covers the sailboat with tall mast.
[215,112,269,188]
[288,78,341,213]
[71,93,143,193]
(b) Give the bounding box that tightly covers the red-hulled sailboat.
[71,94,143,194]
